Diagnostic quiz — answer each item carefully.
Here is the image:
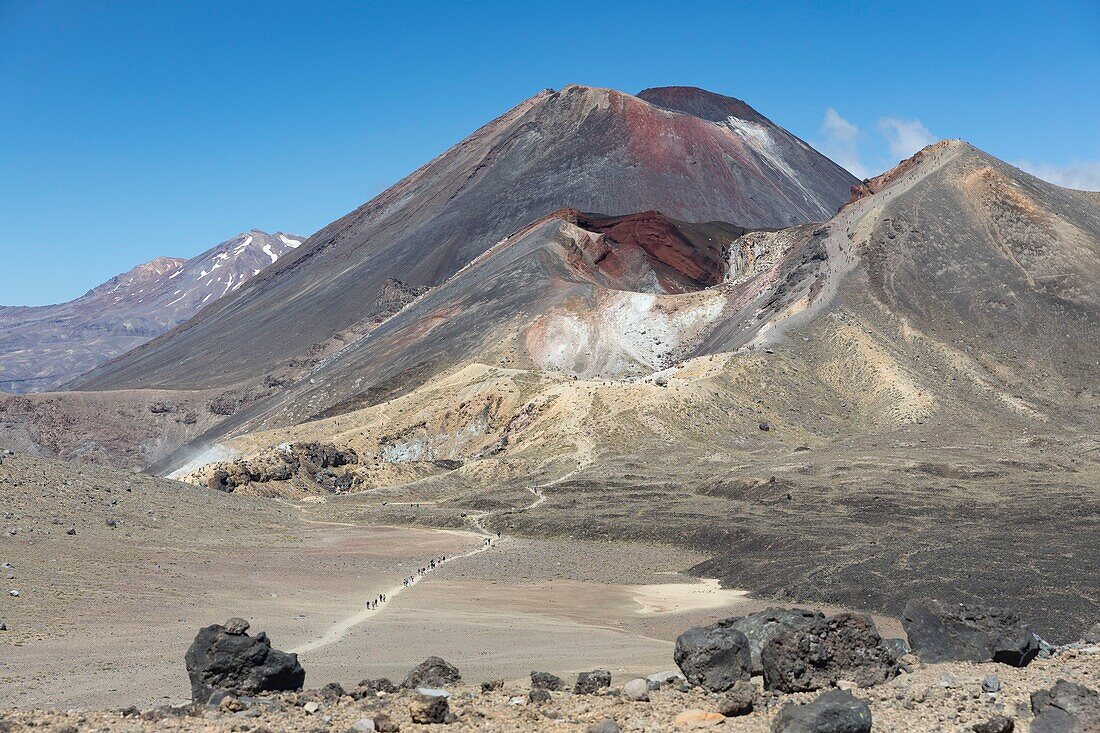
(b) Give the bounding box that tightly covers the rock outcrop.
[761,613,898,693]
[674,621,753,691]
[902,599,1041,667]
[724,607,824,674]
[184,619,305,704]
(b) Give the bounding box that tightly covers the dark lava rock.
[674,621,753,691]
[973,716,1014,733]
[718,680,755,717]
[403,656,460,689]
[480,679,504,692]
[902,598,1041,667]
[410,692,449,724]
[761,613,897,693]
[358,677,398,694]
[1030,679,1100,733]
[724,607,824,674]
[531,671,564,691]
[529,688,551,704]
[772,689,872,733]
[184,619,305,704]
[318,682,347,700]
[574,670,612,695]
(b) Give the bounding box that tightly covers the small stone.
[983,675,1002,693]
[646,670,685,690]
[759,422,771,431]
[320,682,348,700]
[673,709,725,728]
[574,670,612,695]
[622,678,649,702]
[972,716,1014,733]
[9,589,19,597]
[480,679,503,692]
[410,693,449,724]
[1083,622,1100,645]
[528,688,551,704]
[223,618,250,635]
[349,718,377,733]
[373,713,399,733]
[105,518,117,528]
[218,696,245,713]
[415,687,450,698]
[359,678,397,694]
[588,719,620,733]
[302,701,322,714]
[717,680,754,717]
[837,680,860,691]
[66,528,77,535]
[0,621,7,631]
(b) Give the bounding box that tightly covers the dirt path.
[285,486,547,654]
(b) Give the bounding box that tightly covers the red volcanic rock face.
[575,212,731,291]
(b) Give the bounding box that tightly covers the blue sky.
[1,1,1098,306]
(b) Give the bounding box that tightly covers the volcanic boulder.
[574,670,612,695]
[531,671,564,691]
[674,621,753,691]
[184,619,305,704]
[1030,679,1100,733]
[761,613,897,693]
[772,689,873,733]
[403,656,461,689]
[724,607,825,674]
[902,599,1041,667]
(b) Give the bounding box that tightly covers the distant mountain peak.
[0,229,301,393]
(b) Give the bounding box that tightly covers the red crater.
[560,210,745,292]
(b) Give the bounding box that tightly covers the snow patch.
[278,234,301,249]
[262,243,278,263]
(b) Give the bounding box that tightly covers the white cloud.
[816,109,939,179]
[878,117,936,160]
[1015,160,1100,191]
[819,108,869,179]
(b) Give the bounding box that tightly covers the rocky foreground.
[4,602,1098,732]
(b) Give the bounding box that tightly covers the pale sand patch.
[630,578,751,615]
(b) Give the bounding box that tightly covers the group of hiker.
[365,592,386,610]
[400,553,451,589]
